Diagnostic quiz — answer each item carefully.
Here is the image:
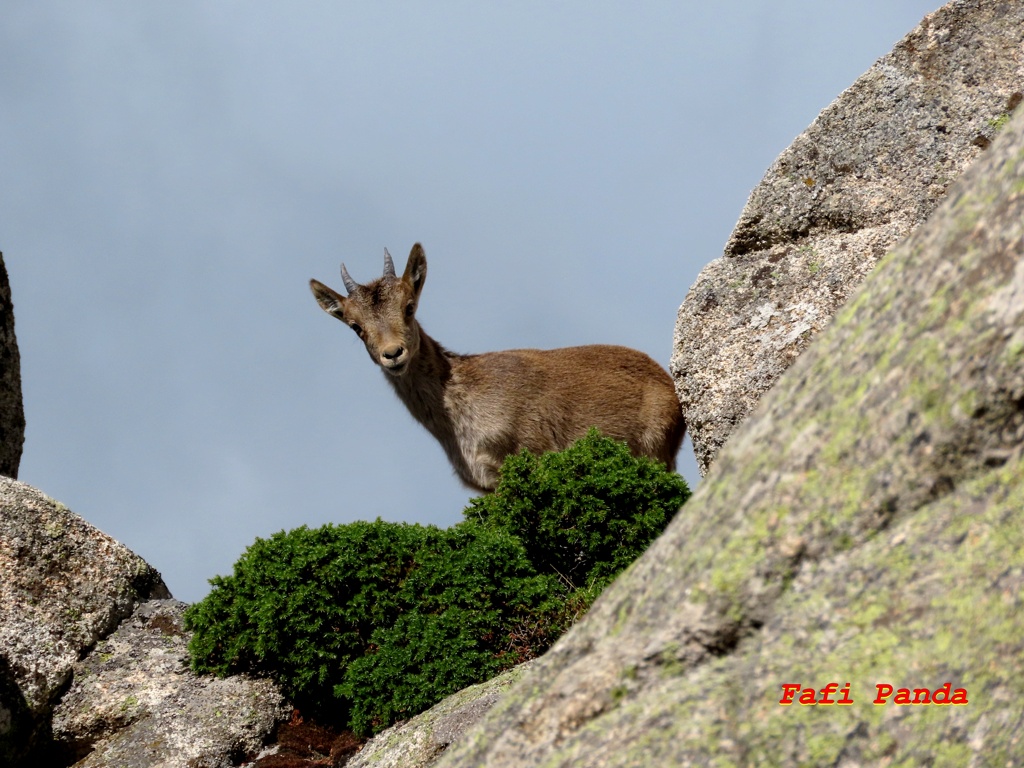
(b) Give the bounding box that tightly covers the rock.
[671,0,1024,474]
[434,75,1024,767]
[0,478,169,765]
[348,662,536,768]
[0,253,25,478]
[0,481,288,766]
[52,600,289,768]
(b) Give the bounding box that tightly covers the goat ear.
[309,279,348,320]
[404,243,427,297]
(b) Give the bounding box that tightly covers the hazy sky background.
[2,2,939,602]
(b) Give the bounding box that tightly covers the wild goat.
[310,243,685,492]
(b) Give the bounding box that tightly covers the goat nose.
[382,346,404,361]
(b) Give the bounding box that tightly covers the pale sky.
[1,2,939,602]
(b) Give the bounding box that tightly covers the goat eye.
[405,303,414,318]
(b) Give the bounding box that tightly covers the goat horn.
[383,248,396,278]
[340,263,359,294]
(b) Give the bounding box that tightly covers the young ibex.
[310,244,685,492]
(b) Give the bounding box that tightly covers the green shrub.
[184,521,426,717]
[465,428,691,589]
[339,523,562,734]
[185,430,690,735]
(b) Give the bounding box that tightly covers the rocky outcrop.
[52,600,289,768]
[434,80,1024,767]
[0,480,288,767]
[0,253,25,478]
[0,478,169,765]
[671,0,1024,474]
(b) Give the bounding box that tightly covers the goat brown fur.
[310,243,685,492]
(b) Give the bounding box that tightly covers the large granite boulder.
[0,478,169,765]
[52,600,289,768]
[433,75,1024,767]
[0,253,25,478]
[0,480,289,767]
[672,0,1024,474]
